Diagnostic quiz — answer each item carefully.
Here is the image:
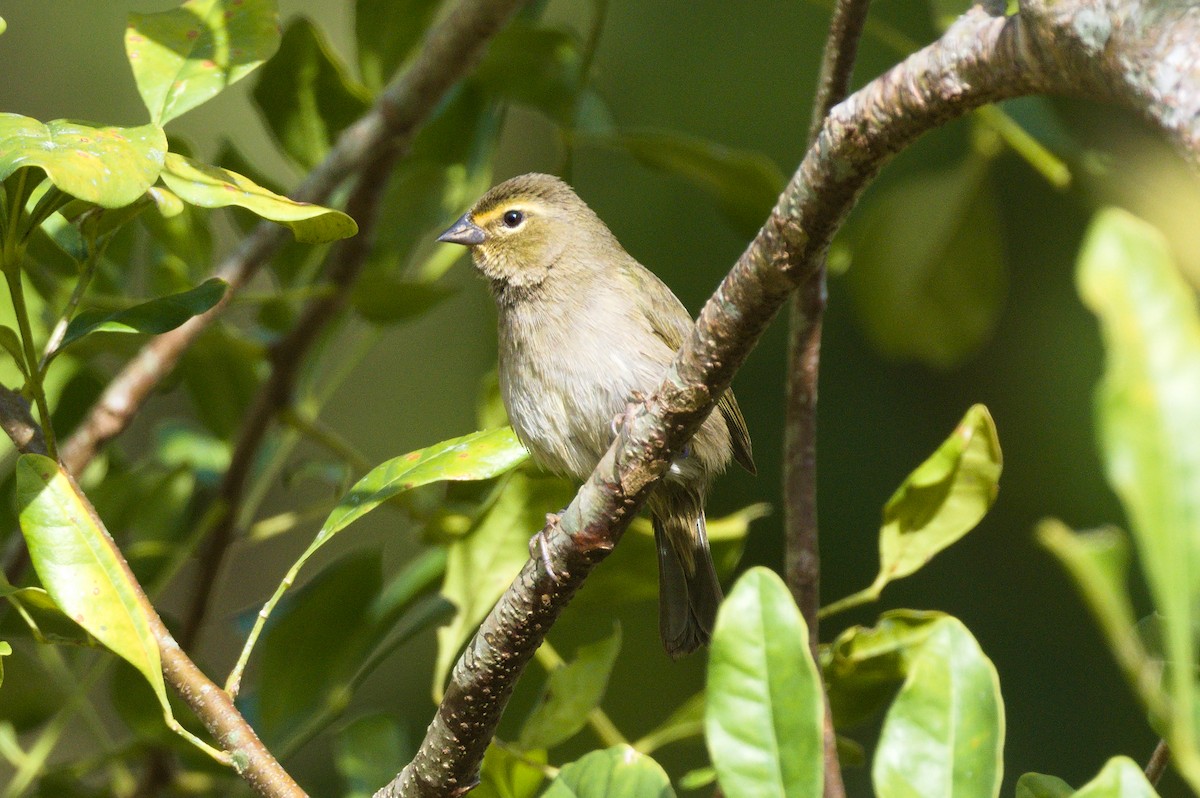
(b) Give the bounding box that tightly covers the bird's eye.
[502,209,524,228]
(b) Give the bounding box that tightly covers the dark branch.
[387,0,1200,791]
[791,1,870,795]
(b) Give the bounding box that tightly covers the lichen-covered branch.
[386,0,1200,792]
[57,0,532,476]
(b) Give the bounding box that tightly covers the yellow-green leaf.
[14,455,169,714]
[0,115,166,208]
[159,153,357,243]
[126,0,281,125]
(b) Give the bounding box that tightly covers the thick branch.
[57,0,532,476]
[388,0,1200,791]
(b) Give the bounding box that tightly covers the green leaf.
[126,0,281,125]
[228,429,529,698]
[351,272,457,325]
[335,713,412,798]
[259,552,382,743]
[14,455,171,719]
[1015,772,1074,798]
[837,612,1004,798]
[179,325,263,439]
[706,567,824,798]
[355,0,441,93]
[0,641,9,687]
[475,24,582,124]
[254,17,370,169]
[434,472,572,698]
[1077,208,1200,788]
[0,115,166,208]
[1072,756,1160,797]
[846,157,1006,368]
[58,278,226,351]
[519,626,622,751]
[602,129,786,238]
[822,405,1001,618]
[473,744,547,798]
[543,746,675,798]
[0,325,26,376]
[159,153,357,243]
[0,576,93,647]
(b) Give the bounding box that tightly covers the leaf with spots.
[159,153,356,242]
[0,114,166,208]
[126,0,281,125]
[14,455,172,721]
[225,427,528,696]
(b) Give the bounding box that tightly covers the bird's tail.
[651,488,723,659]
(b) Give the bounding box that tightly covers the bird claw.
[610,390,650,437]
[529,512,563,583]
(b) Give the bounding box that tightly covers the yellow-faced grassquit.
[438,173,755,658]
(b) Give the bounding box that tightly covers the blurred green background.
[1,1,1199,795]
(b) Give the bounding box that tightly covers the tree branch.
[56,0,533,477]
[385,0,1200,792]
[791,0,871,794]
[0,385,305,797]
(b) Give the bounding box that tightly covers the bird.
[437,172,754,658]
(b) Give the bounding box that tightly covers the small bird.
[437,173,754,657]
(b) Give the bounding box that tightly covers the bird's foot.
[610,389,650,437]
[529,512,563,583]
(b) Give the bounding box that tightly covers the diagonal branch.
[0,383,305,798]
[57,0,532,478]
[384,0,1200,792]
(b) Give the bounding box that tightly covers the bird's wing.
[627,263,756,474]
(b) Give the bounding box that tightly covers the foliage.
[0,1,1192,797]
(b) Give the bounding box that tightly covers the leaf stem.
[4,266,57,459]
[41,233,107,368]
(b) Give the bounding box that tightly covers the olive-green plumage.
[438,173,754,657]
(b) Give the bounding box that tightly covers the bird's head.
[437,173,611,292]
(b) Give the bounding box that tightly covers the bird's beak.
[436,213,486,246]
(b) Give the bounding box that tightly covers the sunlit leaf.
[126,0,281,125]
[1073,756,1160,797]
[822,612,1003,798]
[543,746,675,798]
[254,17,370,169]
[707,567,824,798]
[519,626,622,751]
[0,115,166,208]
[14,455,171,719]
[822,405,1001,617]
[159,153,357,243]
[0,641,9,687]
[847,157,1006,368]
[58,278,226,352]
[1076,208,1200,787]
[475,744,547,798]
[601,129,785,238]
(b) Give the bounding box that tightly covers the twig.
[385,0,1200,791]
[56,0,534,478]
[1145,739,1171,786]
[789,0,870,795]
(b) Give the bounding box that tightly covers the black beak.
[437,213,486,246]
